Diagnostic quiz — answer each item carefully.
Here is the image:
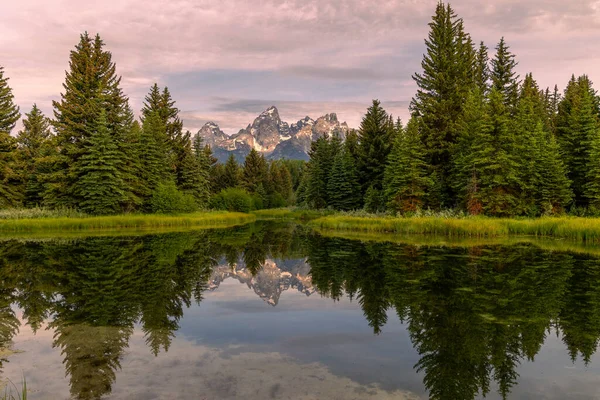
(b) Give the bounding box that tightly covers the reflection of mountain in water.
[208,258,314,306]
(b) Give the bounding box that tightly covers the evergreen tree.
[357,100,393,194]
[556,75,600,207]
[327,147,361,211]
[384,119,432,213]
[222,153,240,189]
[0,132,22,208]
[475,42,490,95]
[242,148,268,194]
[74,110,124,215]
[16,104,52,206]
[0,66,20,134]
[176,136,208,208]
[491,37,520,111]
[139,111,171,199]
[49,33,131,208]
[537,127,572,213]
[305,136,333,209]
[410,3,476,206]
[120,121,145,211]
[470,88,522,216]
[585,126,600,210]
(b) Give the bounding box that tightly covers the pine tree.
[556,75,600,207]
[470,88,522,216]
[491,37,520,111]
[410,3,476,206]
[16,105,52,206]
[49,33,131,208]
[74,110,124,215]
[120,121,145,211]
[176,136,208,207]
[384,119,432,213]
[139,111,171,199]
[305,136,332,209]
[357,100,393,194]
[222,153,240,189]
[0,66,20,134]
[242,148,268,194]
[327,147,361,211]
[537,127,572,213]
[452,89,485,213]
[475,42,490,95]
[0,132,22,208]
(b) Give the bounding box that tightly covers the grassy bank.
[309,215,600,243]
[0,211,255,233]
[251,208,334,221]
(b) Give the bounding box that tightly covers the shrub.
[150,182,198,214]
[210,188,254,213]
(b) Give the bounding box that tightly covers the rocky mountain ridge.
[208,258,315,306]
[197,106,350,162]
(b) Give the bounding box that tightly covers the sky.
[2,0,600,134]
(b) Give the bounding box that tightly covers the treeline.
[0,34,299,215]
[299,3,600,217]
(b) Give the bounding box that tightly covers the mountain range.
[196,106,350,163]
[208,257,315,306]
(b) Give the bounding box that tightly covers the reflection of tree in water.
[0,223,599,400]
[0,222,302,398]
[305,233,586,400]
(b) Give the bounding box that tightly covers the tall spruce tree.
[327,147,361,211]
[74,110,124,215]
[536,126,572,213]
[357,100,393,194]
[305,136,334,209]
[242,148,268,194]
[475,42,490,95]
[491,37,520,111]
[470,88,522,216]
[0,66,22,208]
[410,3,476,207]
[384,119,432,213]
[16,105,52,206]
[176,135,208,207]
[556,75,600,207]
[0,66,20,134]
[139,111,171,200]
[222,153,240,189]
[50,33,131,209]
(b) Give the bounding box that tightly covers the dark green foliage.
[556,75,600,207]
[74,110,124,215]
[304,136,335,209]
[410,3,477,206]
[491,38,519,110]
[327,147,361,211]
[16,105,53,207]
[139,111,171,197]
[242,148,268,194]
[384,119,432,213]
[364,185,384,213]
[222,153,241,189]
[585,127,600,210]
[150,181,197,214]
[209,188,255,213]
[469,88,522,216]
[357,100,393,193]
[475,42,490,95]
[176,133,210,207]
[49,33,132,209]
[0,132,22,208]
[0,66,20,134]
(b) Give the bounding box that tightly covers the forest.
[0,2,599,217]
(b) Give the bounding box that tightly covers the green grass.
[309,215,600,243]
[0,207,86,220]
[1,377,26,400]
[0,211,255,233]
[252,208,334,221]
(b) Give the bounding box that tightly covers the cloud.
[1,0,600,131]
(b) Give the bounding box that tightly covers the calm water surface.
[1,222,600,399]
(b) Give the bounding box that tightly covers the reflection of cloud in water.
[2,320,417,399]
